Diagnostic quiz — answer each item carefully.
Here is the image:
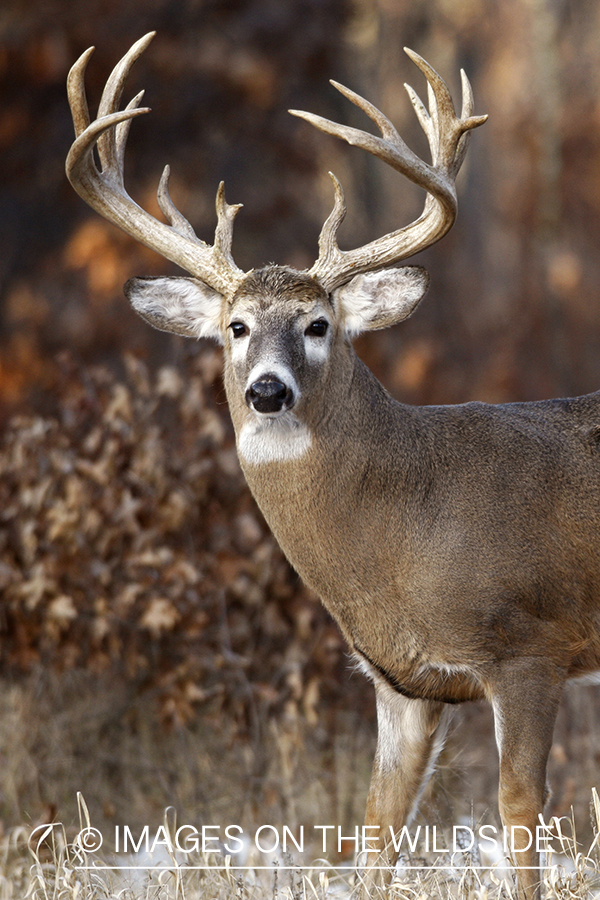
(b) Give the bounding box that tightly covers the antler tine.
[67,46,94,138]
[403,48,487,174]
[290,99,434,193]
[214,181,244,267]
[311,172,347,275]
[403,81,431,147]
[157,165,199,241]
[460,68,475,119]
[290,49,487,291]
[66,105,151,191]
[454,69,479,174]
[96,32,156,176]
[328,80,403,145]
[115,90,146,176]
[66,36,247,297]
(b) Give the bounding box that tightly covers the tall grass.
[5,791,600,900]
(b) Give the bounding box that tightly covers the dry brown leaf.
[47,595,77,625]
[139,597,181,637]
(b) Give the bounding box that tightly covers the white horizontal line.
[72,864,542,871]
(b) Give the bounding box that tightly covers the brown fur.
[123,262,600,899]
[65,35,579,896]
[222,275,600,897]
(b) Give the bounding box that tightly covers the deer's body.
[65,34,595,898]
[237,363,600,693]
[223,265,600,891]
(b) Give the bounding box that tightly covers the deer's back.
[381,390,600,681]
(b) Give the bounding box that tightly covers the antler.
[65,32,246,298]
[290,49,487,292]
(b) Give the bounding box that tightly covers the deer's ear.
[332,266,429,336]
[124,276,225,343]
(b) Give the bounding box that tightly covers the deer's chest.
[353,647,485,704]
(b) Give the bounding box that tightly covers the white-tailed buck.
[66,33,597,898]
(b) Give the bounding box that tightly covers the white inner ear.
[333,266,429,336]
[124,276,225,343]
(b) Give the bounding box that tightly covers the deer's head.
[65,33,485,464]
[124,263,429,463]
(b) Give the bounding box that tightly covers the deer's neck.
[226,350,423,642]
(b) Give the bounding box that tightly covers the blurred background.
[1,0,600,861]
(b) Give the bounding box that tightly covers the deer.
[65,32,600,899]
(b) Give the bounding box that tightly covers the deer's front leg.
[491,660,564,900]
[360,686,448,891]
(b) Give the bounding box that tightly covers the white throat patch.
[237,413,312,465]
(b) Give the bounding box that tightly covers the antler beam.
[66,36,486,298]
[66,32,246,298]
[290,49,487,292]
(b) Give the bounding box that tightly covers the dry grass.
[2,356,600,898]
[0,672,600,899]
[0,789,598,899]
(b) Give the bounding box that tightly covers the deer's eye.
[305,319,329,337]
[229,322,248,339]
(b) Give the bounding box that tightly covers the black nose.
[246,378,293,414]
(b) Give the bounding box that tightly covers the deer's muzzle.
[246,377,294,414]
